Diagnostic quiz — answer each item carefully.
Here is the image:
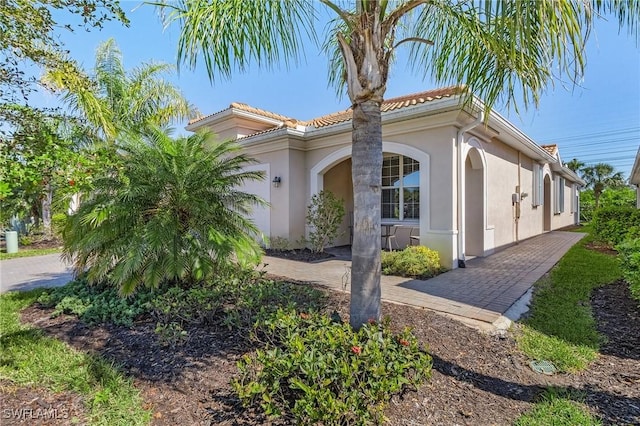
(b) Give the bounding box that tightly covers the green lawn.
[515,228,621,425]
[0,289,151,425]
[0,247,62,261]
[516,232,620,372]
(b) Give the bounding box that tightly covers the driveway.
[0,253,74,293]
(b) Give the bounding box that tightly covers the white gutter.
[456,109,484,268]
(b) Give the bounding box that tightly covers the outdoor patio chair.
[382,224,399,251]
[409,227,420,245]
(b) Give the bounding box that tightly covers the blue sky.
[40,2,639,179]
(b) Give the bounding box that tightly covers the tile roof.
[540,144,558,156]
[189,86,464,129]
[305,86,463,128]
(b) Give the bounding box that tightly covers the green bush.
[306,190,345,253]
[234,310,431,425]
[381,245,443,279]
[591,206,640,245]
[63,130,266,295]
[616,238,640,304]
[38,278,158,326]
[51,212,67,237]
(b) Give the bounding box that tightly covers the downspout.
[456,111,484,268]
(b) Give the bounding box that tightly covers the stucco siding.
[481,137,520,250]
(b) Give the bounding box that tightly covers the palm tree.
[155,0,639,328]
[43,38,196,142]
[582,163,626,209]
[565,158,585,174]
[63,129,266,295]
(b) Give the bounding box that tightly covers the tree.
[0,0,127,124]
[43,38,196,142]
[565,158,586,174]
[0,106,91,235]
[63,130,266,295]
[582,163,626,209]
[155,0,640,329]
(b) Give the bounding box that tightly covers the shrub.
[233,310,431,425]
[381,245,443,279]
[62,130,266,295]
[51,212,66,237]
[591,206,640,246]
[616,238,640,304]
[306,190,345,253]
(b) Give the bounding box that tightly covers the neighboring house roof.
[540,144,558,156]
[631,146,640,185]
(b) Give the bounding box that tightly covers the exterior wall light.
[272,176,281,188]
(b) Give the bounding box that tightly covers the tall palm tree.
[582,163,626,209]
[155,0,639,328]
[565,158,586,174]
[63,129,266,295]
[43,38,196,142]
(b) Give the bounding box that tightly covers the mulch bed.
[264,248,333,263]
[5,268,640,424]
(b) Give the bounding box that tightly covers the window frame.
[381,154,420,222]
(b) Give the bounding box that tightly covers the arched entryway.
[465,148,484,257]
[543,174,552,231]
[310,142,430,248]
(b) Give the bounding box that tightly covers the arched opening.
[543,174,552,231]
[310,142,429,249]
[465,148,484,257]
[323,158,354,246]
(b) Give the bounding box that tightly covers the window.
[381,155,419,220]
[554,175,565,214]
[532,163,543,206]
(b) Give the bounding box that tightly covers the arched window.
[381,154,419,220]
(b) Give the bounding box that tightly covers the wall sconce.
[520,192,529,200]
[272,176,281,188]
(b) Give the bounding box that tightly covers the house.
[187,86,584,269]
[632,146,640,208]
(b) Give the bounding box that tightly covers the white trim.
[464,137,489,232]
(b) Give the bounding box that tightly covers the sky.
[38,2,640,180]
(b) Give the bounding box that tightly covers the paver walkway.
[263,231,585,329]
[1,231,584,329]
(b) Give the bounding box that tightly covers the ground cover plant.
[234,311,431,425]
[0,289,150,425]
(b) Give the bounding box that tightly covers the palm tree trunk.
[350,99,383,329]
[41,182,53,237]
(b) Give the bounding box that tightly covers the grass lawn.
[0,289,150,425]
[515,227,623,425]
[516,231,620,372]
[515,388,601,426]
[0,247,62,261]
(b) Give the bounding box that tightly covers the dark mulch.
[264,248,333,263]
[9,278,638,426]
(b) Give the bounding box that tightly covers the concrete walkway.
[263,231,585,330]
[0,253,73,293]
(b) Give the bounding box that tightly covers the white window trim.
[381,154,419,221]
